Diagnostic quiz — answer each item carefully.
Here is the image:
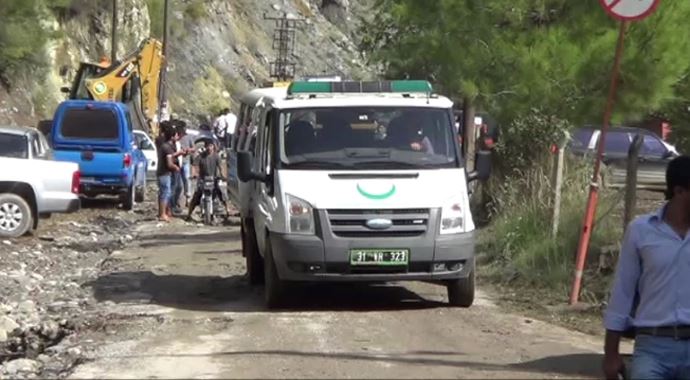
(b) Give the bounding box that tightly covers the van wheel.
[121,184,135,211]
[264,236,287,309]
[0,194,33,238]
[447,269,475,308]
[242,221,264,285]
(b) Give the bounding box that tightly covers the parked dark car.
[568,126,679,191]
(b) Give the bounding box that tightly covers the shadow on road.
[88,271,446,313]
[110,349,602,378]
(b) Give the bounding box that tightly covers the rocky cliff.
[0,0,373,126]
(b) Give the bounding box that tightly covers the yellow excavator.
[61,38,165,136]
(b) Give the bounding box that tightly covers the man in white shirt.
[213,108,238,149]
[224,109,238,149]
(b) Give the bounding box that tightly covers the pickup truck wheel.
[242,221,264,285]
[135,185,146,203]
[0,194,32,238]
[264,236,288,309]
[121,184,135,211]
[447,269,475,308]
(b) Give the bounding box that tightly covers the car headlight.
[286,194,315,235]
[440,197,465,235]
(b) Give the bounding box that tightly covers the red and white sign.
[599,0,661,21]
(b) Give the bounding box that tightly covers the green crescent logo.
[357,184,396,200]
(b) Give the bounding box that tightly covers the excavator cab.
[62,62,109,100]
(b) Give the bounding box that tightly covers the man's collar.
[649,203,668,223]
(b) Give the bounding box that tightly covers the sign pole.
[569,20,629,305]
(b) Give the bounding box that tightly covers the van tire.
[447,269,475,308]
[122,184,135,211]
[264,236,287,309]
[0,193,33,238]
[242,221,264,285]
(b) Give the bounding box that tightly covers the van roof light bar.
[287,80,433,95]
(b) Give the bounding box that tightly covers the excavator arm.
[67,38,164,135]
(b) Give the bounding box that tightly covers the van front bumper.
[269,231,475,282]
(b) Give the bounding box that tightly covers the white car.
[0,126,80,238]
[133,130,157,177]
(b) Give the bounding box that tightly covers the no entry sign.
[599,0,661,21]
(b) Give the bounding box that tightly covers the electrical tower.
[264,12,305,81]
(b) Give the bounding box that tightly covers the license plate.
[81,177,96,182]
[349,249,409,266]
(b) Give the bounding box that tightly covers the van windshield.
[279,107,459,169]
[59,108,119,141]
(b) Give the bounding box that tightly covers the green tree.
[361,0,690,127]
[0,0,75,85]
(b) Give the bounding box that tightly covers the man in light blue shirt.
[604,156,690,380]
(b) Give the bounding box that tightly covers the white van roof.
[240,81,454,110]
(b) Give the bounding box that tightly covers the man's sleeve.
[603,224,641,332]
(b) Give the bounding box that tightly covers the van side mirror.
[237,151,267,183]
[468,150,492,182]
[60,86,71,94]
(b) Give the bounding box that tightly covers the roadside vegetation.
[0,0,73,85]
[361,0,688,323]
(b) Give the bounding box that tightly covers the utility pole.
[158,0,170,123]
[111,0,118,62]
[264,12,305,81]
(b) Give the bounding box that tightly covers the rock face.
[0,0,374,126]
[321,0,350,27]
[2,358,41,376]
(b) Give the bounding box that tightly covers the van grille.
[326,209,430,238]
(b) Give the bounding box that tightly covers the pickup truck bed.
[0,157,80,237]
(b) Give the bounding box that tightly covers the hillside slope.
[0,0,373,126]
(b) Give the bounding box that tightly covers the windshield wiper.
[286,160,351,169]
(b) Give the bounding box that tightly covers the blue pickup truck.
[50,100,148,210]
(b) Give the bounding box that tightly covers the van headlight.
[440,197,465,235]
[286,194,315,235]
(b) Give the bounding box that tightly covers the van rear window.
[60,109,119,140]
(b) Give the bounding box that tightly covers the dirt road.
[60,221,619,379]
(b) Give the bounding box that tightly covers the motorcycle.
[201,176,216,225]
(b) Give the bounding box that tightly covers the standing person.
[156,121,180,222]
[178,125,196,208]
[169,120,188,214]
[224,106,238,150]
[213,109,228,148]
[603,156,690,380]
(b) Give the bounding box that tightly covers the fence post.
[623,134,643,230]
[551,131,570,239]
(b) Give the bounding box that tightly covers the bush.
[184,0,206,21]
[482,157,621,290]
[145,0,165,38]
[0,0,51,83]
[481,110,623,295]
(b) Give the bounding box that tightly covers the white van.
[231,80,491,308]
